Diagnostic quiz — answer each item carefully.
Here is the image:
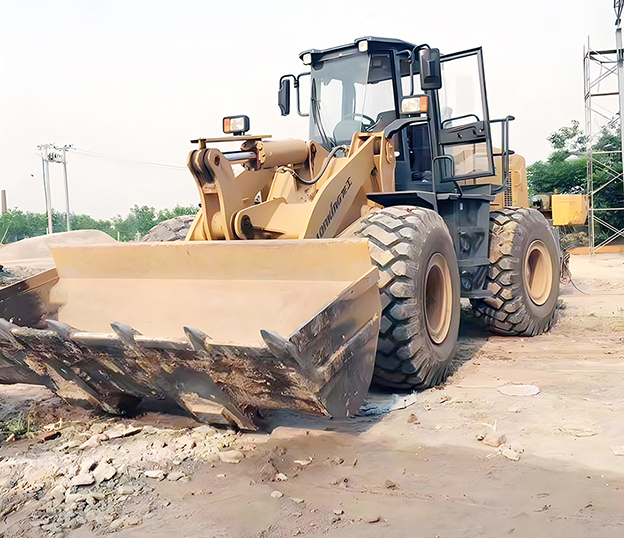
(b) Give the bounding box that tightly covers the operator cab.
[279,37,503,196]
[297,37,434,192]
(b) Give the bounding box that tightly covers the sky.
[0,0,618,220]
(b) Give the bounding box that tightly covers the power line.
[72,148,187,171]
[32,145,188,235]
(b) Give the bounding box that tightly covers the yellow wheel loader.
[0,38,562,429]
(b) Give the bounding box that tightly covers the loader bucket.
[0,239,380,430]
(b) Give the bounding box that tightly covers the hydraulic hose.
[280,144,348,186]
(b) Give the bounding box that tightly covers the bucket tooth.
[175,383,258,432]
[46,320,79,341]
[110,321,142,339]
[179,327,259,430]
[260,329,304,371]
[110,322,146,356]
[0,319,45,385]
[0,318,23,349]
[183,326,212,353]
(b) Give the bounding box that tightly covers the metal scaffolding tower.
[583,3,624,254]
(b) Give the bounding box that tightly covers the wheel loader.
[0,37,563,430]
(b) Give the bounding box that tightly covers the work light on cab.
[401,95,428,115]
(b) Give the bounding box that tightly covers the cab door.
[436,48,494,180]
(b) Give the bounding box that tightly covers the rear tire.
[143,215,195,242]
[470,208,560,335]
[355,206,460,390]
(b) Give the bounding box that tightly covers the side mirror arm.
[295,72,310,117]
[278,73,311,118]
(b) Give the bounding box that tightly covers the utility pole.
[45,158,52,232]
[36,143,73,233]
[38,146,54,234]
[61,146,71,232]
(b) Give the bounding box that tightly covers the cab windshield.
[310,53,397,148]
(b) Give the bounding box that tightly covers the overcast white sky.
[0,0,617,219]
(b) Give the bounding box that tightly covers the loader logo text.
[317,178,353,238]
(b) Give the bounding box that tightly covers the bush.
[0,204,199,244]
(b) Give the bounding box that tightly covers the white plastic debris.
[498,384,540,396]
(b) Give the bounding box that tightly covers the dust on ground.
[1,253,623,538]
[0,267,40,288]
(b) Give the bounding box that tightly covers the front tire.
[471,208,560,335]
[355,206,460,390]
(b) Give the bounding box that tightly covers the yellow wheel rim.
[524,239,553,306]
[425,253,453,345]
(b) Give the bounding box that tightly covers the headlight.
[400,95,428,115]
[223,115,250,135]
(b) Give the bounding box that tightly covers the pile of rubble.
[0,265,39,287]
[0,418,246,534]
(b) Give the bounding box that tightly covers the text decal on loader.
[317,177,353,238]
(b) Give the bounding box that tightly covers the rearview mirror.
[278,77,291,116]
[419,48,442,91]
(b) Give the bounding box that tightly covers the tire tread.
[357,206,458,389]
[471,207,559,336]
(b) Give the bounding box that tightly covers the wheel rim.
[425,253,453,345]
[524,239,553,306]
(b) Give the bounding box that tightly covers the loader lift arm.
[186,132,395,242]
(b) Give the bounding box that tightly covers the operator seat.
[332,110,398,144]
[332,120,361,145]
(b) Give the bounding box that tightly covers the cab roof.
[299,37,418,63]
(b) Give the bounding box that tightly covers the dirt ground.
[1,253,623,538]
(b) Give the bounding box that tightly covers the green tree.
[0,209,116,243]
[0,204,199,244]
[528,121,623,240]
[156,204,199,221]
[527,121,588,195]
[527,157,587,195]
[70,214,114,236]
[109,205,152,242]
[546,119,587,153]
[0,209,48,242]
